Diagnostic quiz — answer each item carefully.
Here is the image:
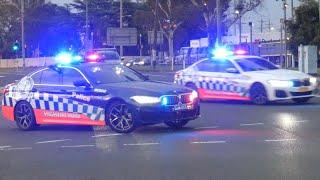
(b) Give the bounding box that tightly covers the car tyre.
[106,101,136,133]
[14,101,36,131]
[165,120,189,129]
[250,83,268,105]
[292,97,311,104]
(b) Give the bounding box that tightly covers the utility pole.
[21,0,25,68]
[119,0,123,57]
[291,0,294,19]
[152,0,159,70]
[249,22,253,55]
[260,19,263,33]
[280,18,283,67]
[216,0,221,45]
[283,0,288,68]
[85,0,89,50]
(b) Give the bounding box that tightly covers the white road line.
[61,145,95,148]
[0,146,11,149]
[264,138,297,142]
[36,139,72,144]
[3,147,32,151]
[294,120,308,123]
[191,141,227,144]
[195,126,218,130]
[240,123,264,126]
[92,134,122,138]
[123,143,160,146]
[0,76,5,78]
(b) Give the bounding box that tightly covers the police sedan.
[174,55,318,104]
[2,63,199,133]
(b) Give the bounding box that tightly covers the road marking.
[0,76,4,78]
[92,134,122,138]
[0,146,11,149]
[61,145,95,148]
[36,139,72,144]
[264,138,297,142]
[2,147,32,151]
[191,141,227,144]
[240,123,264,126]
[123,143,160,146]
[293,120,308,123]
[194,126,219,130]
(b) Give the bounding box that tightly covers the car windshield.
[97,51,120,60]
[235,57,279,72]
[82,64,146,84]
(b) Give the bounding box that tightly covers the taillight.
[87,54,100,61]
[2,88,9,95]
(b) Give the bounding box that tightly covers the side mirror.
[73,80,91,89]
[226,68,239,74]
[276,65,281,68]
[121,57,125,61]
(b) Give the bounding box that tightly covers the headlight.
[131,96,160,104]
[310,77,317,85]
[268,80,293,88]
[190,90,198,101]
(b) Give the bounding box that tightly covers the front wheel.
[292,97,311,104]
[106,101,136,133]
[250,83,268,105]
[14,101,36,131]
[165,120,189,129]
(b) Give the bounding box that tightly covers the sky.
[51,0,301,34]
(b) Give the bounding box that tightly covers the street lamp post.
[235,10,242,44]
[120,0,123,57]
[21,0,25,68]
[249,22,253,55]
[139,34,142,57]
[283,0,288,68]
[216,0,221,45]
[85,0,89,50]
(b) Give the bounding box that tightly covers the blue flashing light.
[73,55,83,61]
[55,52,73,64]
[161,97,169,105]
[211,47,233,58]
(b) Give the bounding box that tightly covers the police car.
[2,63,200,133]
[174,48,318,104]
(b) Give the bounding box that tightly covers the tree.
[0,1,20,58]
[190,0,262,47]
[288,0,320,56]
[71,0,139,48]
[25,3,81,56]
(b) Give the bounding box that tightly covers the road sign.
[107,28,137,46]
[190,39,200,48]
[148,31,164,45]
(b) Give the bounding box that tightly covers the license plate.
[298,87,309,92]
[173,104,193,111]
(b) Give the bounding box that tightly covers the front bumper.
[267,85,317,101]
[133,102,200,125]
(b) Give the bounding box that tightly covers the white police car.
[174,51,317,104]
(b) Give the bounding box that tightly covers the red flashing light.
[234,49,247,55]
[87,54,100,61]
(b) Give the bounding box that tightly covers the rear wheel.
[106,101,136,133]
[14,101,36,131]
[250,83,268,105]
[292,97,311,104]
[165,120,189,129]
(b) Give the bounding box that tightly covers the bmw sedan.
[2,63,200,133]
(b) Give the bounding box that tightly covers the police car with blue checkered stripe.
[174,48,318,105]
[2,54,200,133]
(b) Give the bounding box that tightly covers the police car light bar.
[211,47,233,58]
[55,52,73,64]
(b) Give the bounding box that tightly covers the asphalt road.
[1,68,320,180]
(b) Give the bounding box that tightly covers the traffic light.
[12,42,19,52]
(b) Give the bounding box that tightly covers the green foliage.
[288,0,320,55]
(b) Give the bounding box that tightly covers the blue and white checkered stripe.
[178,75,249,97]
[2,93,105,121]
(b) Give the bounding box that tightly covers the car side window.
[62,68,87,86]
[216,60,238,73]
[32,69,62,85]
[195,60,220,72]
